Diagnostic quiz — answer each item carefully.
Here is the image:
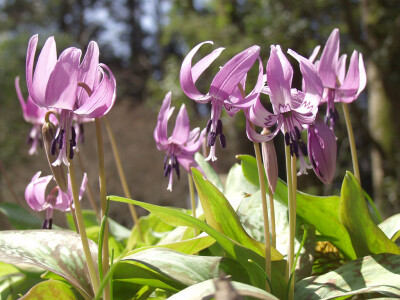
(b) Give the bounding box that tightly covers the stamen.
[284,132,290,146]
[207,132,216,147]
[219,133,226,148]
[163,155,168,169]
[79,124,85,143]
[216,119,223,135]
[71,126,77,147]
[299,140,308,156]
[164,164,171,177]
[50,137,57,155]
[174,161,180,180]
[42,219,48,229]
[295,126,301,140]
[58,129,65,150]
[206,119,212,134]
[48,218,53,229]
[292,142,299,158]
[69,141,74,159]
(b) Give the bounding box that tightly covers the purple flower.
[310,28,366,129]
[25,171,87,229]
[180,42,263,161]
[247,45,323,174]
[15,76,49,155]
[26,34,116,165]
[154,92,205,191]
[308,116,337,184]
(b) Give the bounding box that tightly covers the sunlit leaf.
[0,230,97,298]
[237,154,357,260]
[339,172,400,257]
[167,278,279,300]
[378,213,400,241]
[295,253,400,299]
[195,152,223,192]
[0,202,45,229]
[20,280,76,300]
[192,168,282,261]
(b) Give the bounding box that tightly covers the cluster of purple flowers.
[154,28,366,190]
[17,35,117,223]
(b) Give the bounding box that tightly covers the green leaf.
[126,212,175,250]
[0,202,46,229]
[339,172,400,257]
[108,196,270,290]
[0,230,98,299]
[295,253,400,299]
[378,213,400,241]
[195,152,223,192]
[192,168,282,261]
[224,163,258,210]
[20,280,76,300]
[120,248,222,286]
[237,154,357,260]
[167,278,279,300]
[66,210,130,242]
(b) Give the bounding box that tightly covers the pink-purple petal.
[25,172,53,212]
[318,28,340,88]
[169,104,190,145]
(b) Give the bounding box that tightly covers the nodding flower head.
[180,42,263,161]
[25,171,87,229]
[246,45,323,175]
[309,28,366,129]
[154,92,205,191]
[25,34,116,166]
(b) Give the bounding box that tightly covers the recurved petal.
[336,54,347,85]
[318,28,340,88]
[245,118,280,143]
[340,51,360,96]
[181,128,205,154]
[77,41,100,107]
[180,41,215,102]
[45,47,81,110]
[309,45,321,63]
[177,152,201,173]
[15,76,27,120]
[74,64,116,117]
[169,104,190,145]
[154,92,172,149]
[266,45,293,109]
[210,45,260,101]
[25,171,53,212]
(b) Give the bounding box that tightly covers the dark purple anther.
[58,129,65,150]
[284,132,290,146]
[71,126,77,147]
[206,119,212,134]
[295,126,301,140]
[219,133,226,148]
[48,218,53,229]
[69,141,74,159]
[207,132,216,147]
[42,219,48,229]
[164,164,171,177]
[50,137,57,155]
[216,119,223,135]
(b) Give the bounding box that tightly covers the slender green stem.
[268,187,276,248]
[253,141,271,292]
[284,146,294,286]
[104,117,143,240]
[98,199,110,281]
[95,118,110,300]
[77,151,100,220]
[288,155,297,300]
[342,103,361,183]
[68,160,99,294]
[69,202,79,234]
[188,173,198,237]
[94,261,119,300]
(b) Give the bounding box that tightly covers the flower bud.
[42,121,68,192]
[307,117,337,184]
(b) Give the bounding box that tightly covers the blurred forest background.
[0,0,399,228]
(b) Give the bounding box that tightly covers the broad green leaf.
[295,253,400,299]
[224,163,258,210]
[120,248,222,286]
[192,168,282,261]
[339,172,400,257]
[108,196,269,290]
[195,152,223,192]
[0,261,19,277]
[167,278,279,300]
[237,154,356,260]
[20,280,76,300]
[0,230,97,299]
[0,202,50,230]
[379,213,400,241]
[127,212,175,250]
[66,210,130,242]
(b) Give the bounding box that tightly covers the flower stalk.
[188,173,198,237]
[342,103,361,183]
[68,159,99,294]
[104,117,142,240]
[95,118,110,300]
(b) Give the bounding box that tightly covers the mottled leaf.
[339,172,400,257]
[379,213,400,241]
[295,253,400,299]
[20,280,76,299]
[167,278,279,300]
[0,230,97,298]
